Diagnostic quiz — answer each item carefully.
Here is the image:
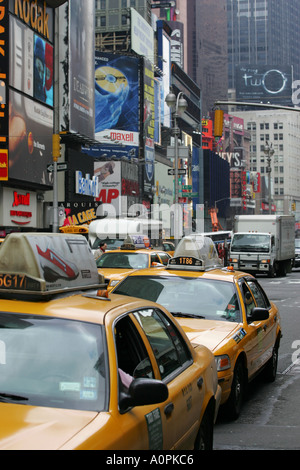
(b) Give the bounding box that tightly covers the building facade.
[234,110,300,216]
[227,0,300,95]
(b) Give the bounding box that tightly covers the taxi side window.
[134,308,192,381]
[151,254,160,264]
[158,253,170,265]
[246,280,270,309]
[115,315,154,389]
[240,281,256,319]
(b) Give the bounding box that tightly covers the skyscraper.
[227,0,300,94]
[153,0,228,114]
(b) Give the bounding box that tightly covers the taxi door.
[246,278,278,369]
[239,279,276,377]
[132,308,204,450]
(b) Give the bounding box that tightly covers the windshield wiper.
[170,312,205,319]
[0,393,29,402]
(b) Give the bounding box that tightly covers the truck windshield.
[231,234,270,253]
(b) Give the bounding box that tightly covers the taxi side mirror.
[119,378,168,413]
[247,307,269,323]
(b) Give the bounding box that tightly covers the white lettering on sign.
[75,171,99,198]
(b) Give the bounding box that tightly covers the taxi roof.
[1,290,160,325]
[111,234,248,282]
[0,233,105,299]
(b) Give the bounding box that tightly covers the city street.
[214,268,300,450]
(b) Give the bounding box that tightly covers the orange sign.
[0,150,8,181]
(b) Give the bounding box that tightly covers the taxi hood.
[0,404,99,450]
[177,318,239,352]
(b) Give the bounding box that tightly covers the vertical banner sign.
[69,0,95,139]
[143,58,155,195]
[0,1,9,180]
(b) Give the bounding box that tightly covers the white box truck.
[229,215,295,276]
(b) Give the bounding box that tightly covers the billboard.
[7,2,54,187]
[95,52,140,147]
[236,65,293,106]
[9,89,53,186]
[0,1,9,162]
[131,8,154,64]
[58,0,94,137]
[143,58,155,195]
[69,0,95,138]
[95,160,122,215]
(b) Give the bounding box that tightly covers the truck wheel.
[268,265,275,278]
[278,262,286,277]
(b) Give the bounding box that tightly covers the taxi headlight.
[215,354,231,371]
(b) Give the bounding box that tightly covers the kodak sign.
[0,150,8,180]
[14,0,51,40]
[0,0,8,154]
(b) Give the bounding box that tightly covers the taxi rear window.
[97,252,149,269]
[0,313,107,412]
[114,276,241,323]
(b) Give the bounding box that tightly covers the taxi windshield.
[97,252,149,269]
[114,276,241,323]
[92,238,124,251]
[0,313,107,412]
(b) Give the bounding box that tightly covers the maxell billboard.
[94,52,140,147]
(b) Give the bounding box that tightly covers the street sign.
[183,185,192,190]
[47,163,68,173]
[168,168,187,176]
[167,145,189,159]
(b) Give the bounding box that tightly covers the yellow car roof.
[1,291,157,325]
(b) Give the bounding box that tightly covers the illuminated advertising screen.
[9,4,54,107]
[9,89,53,186]
[7,1,54,187]
[95,52,140,146]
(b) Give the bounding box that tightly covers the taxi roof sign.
[167,234,222,271]
[0,233,104,297]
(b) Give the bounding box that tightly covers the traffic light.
[214,109,224,137]
[52,134,62,162]
[292,202,296,211]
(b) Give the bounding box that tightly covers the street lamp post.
[165,90,188,242]
[264,141,275,214]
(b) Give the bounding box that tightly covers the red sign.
[10,191,32,225]
[0,150,8,180]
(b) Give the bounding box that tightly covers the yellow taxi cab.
[0,232,221,450]
[162,241,175,257]
[96,235,171,291]
[112,234,282,419]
